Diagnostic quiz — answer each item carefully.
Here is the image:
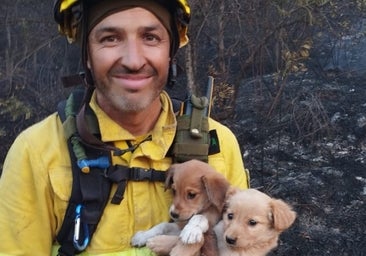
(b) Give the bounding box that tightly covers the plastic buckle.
[131,168,152,181]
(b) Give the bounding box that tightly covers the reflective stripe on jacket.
[0,91,249,255]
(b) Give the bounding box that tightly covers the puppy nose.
[170,211,179,219]
[226,236,237,245]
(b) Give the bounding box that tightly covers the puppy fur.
[165,159,230,227]
[214,188,297,256]
[132,159,230,256]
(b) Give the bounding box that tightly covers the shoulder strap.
[57,88,113,256]
[56,152,112,256]
[170,97,182,114]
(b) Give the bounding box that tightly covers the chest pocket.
[49,167,72,230]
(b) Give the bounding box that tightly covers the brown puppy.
[132,159,230,256]
[214,188,296,256]
[165,159,230,229]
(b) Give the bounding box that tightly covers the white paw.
[179,215,209,244]
[131,222,172,247]
[131,231,150,247]
[180,227,203,244]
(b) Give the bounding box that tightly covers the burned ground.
[224,71,366,255]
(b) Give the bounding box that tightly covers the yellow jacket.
[0,91,249,256]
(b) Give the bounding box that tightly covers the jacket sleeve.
[0,130,55,255]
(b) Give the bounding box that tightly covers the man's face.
[87,7,171,113]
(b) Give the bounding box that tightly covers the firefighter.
[0,0,249,255]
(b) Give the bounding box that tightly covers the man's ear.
[86,56,91,69]
[85,46,91,69]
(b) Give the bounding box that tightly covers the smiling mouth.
[113,73,152,82]
[115,73,151,79]
[111,75,152,90]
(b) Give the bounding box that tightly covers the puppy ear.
[225,186,239,199]
[164,165,176,191]
[201,173,230,210]
[270,199,297,232]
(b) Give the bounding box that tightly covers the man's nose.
[119,39,145,71]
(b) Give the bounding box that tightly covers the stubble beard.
[97,83,162,114]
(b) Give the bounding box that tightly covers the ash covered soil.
[221,71,366,255]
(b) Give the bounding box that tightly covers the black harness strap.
[106,166,166,204]
[57,94,113,255]
[57,159,112,256]
[107,166,167,182]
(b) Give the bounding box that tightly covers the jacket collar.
[89,91,177,160]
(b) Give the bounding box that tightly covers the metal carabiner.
[73,204,90,251]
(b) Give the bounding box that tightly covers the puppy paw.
[180,215,209,244]
[147,235,179,254]
[170,239,202,256]
[180,227,203,244]
[131,231,150,247]
[131,222,173,247]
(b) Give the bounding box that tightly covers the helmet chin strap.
[167,7,181,88]
[168,58,178,88]
[80,1,95,89]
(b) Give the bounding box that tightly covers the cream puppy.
[214,188,296,256]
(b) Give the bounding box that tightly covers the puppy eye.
[187,192,196,199]
[227,213,234,220]
[248,219,257,226]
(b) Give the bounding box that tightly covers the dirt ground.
[224,71,366,255]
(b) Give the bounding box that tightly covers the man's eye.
[100,35,118,44]
[145,34,157,41]
[144,34,160,44]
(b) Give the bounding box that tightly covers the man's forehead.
[90,10,169,38]
[87,0,172,36]
[94,8,164,29]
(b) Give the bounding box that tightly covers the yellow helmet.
[53,0,190,49]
